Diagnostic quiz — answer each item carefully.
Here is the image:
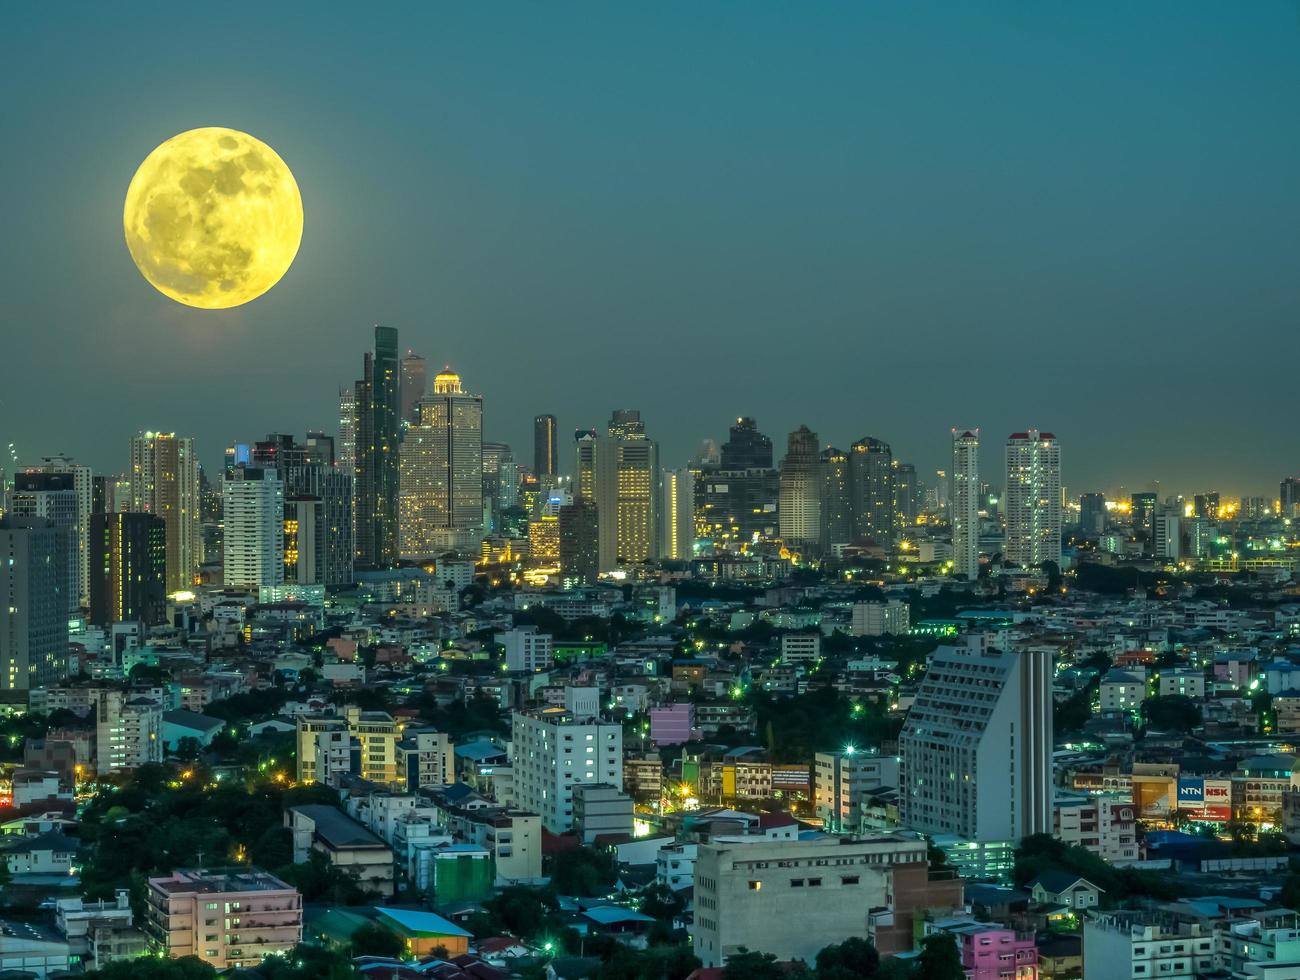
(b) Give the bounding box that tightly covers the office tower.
[575,411,658,571]
[224,443,251,479]
[9,473,81,616]
[778,426,821,553]
[849,436,895,547]
[900,633,1052,842]
[1281,478,1300,518]
[221,468,285,590]
[1004,430,1062,569]
[337,387,356,476]
[1153,505,1181,561]
[660,467,695,560]
[28,456,93,604]
[559,498,599,585]
[534,414,558,480]
[893,462,919,531]
[1079,493,1107,536]
[353,326,401,569]
[1193,492,1220,520]
[511,706,623,832]
[128,432,200,592]
[89,512,166,627]
[481,441,516,532]
[399,368,484,557]
[399,349,427,424]
[698,418,778,546]
[1130,492,1157,532]
[528,503,561,568]
[950,429,980,580]
[819,447,852,554]
[0,517,68,691]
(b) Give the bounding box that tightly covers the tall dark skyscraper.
[10,472,81,616]
[534,414,558,479]
[400,349,427,425]
[819,446,852,554]
[778,426,821,552]
[1280,478,1300,518]
[89,511,166,627]
[559,498,599,586]
[353,326,401,570]
[849,436,895,547]
[0,516,68,691]
[1079,493,1107,536]
[720,417,773,470]
[697,417,778,546]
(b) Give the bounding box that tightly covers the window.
[842,875,860,885]
[748,880,762,890]
[808,878,822,886]
[791,879,804,887]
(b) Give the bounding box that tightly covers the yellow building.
[295,707,402,787]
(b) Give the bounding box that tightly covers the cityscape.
[5,6,1300,980]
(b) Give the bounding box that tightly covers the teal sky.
[3,3,1299,496]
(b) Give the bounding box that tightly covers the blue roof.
[375,907,472,938]
[582,907,656,926]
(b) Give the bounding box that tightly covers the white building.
[950,429,979,580]
[1158,668,1205,700]
[851,600,910,637]
[1004,430,1061,569]
[511,707,623,832]
[814,750,900,833]
[1154,506,1182,561]
[1099,668,1148,714]
[656,840,698,892]
[94,690,163,774]
[128,432,200,593]
[497,627,554,673]
[899,633,1052,843]
[780,633,820,665]
[572,783,633,844]
[222,468,284,590]
[1083,912,1213,980]
[1054,799,1139,865]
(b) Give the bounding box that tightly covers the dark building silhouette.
[89,512,166,627]
[559,498,599,586]
[534,414,558,479]
[354,325,401,570]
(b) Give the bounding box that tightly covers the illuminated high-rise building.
[660,467,695,560]
[398,368,483,558]
[481,441,517,532]
[128,431,200,592]
[819,446,852,554]
[1004,430,1062,569]
[576,411,658,572]
[697,417,778,546]
[28,456,93,605]
[778,426,821,553]
[951,429,980,580]
[89,512,166,627]
[337,388,356,476]
[849,436,894,547]
[534,414,558,480]
[353,325,401,570]
[893,462,919,532]
[1193,491,1220,520]
[0,516,68,691]
[399,349,427,425]
[9,472,81,615]
[1130,492,1157,533]
[1280,478,1300,518]
[222,467,285,590]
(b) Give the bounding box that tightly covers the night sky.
[4,3,1299,496]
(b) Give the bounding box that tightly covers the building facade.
[128,431,200,592]
[1004,430,1062,569]
[951,429,980,580]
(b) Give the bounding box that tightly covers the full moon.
[123,127,303,309]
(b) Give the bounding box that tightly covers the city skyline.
[5,5,1300,495]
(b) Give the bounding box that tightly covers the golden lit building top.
[432,367,463,394]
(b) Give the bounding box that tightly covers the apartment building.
[511,706,622,832]
[295,707,402,787]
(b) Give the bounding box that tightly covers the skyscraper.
[660,467,695,560]
[481,441,517,532]
[1004,430,1062,569]
[89,512,166,627]
[1281,478,1300,518]
[399,349,427,425]
[819,446,852,555]
[697,417,778,546]
[558,497,599,585]
[1130,491,1157,534]
[778,426,821,553]
[951,429,980,580]
[9,472,81,616]
[398,368,483,558]
[30,456,93,605]
[337,387,356,477]
[893,462,919,532]
[353,326,400,570]
[849,436,894,547]
[128,432,200,592]
[576,411,658,572]
[900,633,1052,843]
[251,434,353,586]
[0,517,68,691]
[534,414,558,480]
[1079,492,1107,536]
[222,467,285,590]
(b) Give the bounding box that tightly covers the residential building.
[572,783,633,844]
[286,804,395,896]
[26,456,94,605]
[498,626,554,673]
[397,727,455,790]
[1083,911,1214,980]
[778,426,821,554]
[900,634,1053,843]
[143,868,302,968]
[849,436,894,547]
[128,431,200,591]
[576,411,658,572]
[94,690,163,774]
[511,707,623,832]
[89,512,166,627]
[951,429,979,579]
[534,414,558,480]
[0,517,69,691]
[1004,430,1062,569]
[221,468,284,590]
[558,498,599,585]
[851,600,910,637]
[819,446,853,554]
[9,472,81,616]
[399,349,427,424]
[660,467,695,561]
[814,751,900,833]
[295,707,403,787]
[780,633,820,665]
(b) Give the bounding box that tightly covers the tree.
[350,922,406,959]
[815,937,880,979]
[723,949,788,980]
[83,956,216,980]
[914,934,964,980]
[549,846,616,897]
[1141,695,1202,733]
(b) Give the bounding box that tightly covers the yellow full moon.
[123,127,303,309]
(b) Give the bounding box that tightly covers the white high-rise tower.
[1004,430,1061,569]
[951,429,979,580]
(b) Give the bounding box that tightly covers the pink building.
[945,922,1038,980]
[650,703,695,746]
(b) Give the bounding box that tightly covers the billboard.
[1177,778,1232,821]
